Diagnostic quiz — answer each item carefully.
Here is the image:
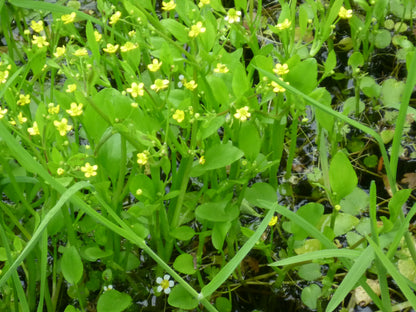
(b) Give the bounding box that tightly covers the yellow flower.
[73,48,88,57]
[66,102,83,117]
[136,189,143,195]
[234,106,251,121]
[66,84,77,93]
[27,122,40,136]
[120,42,138,52]
[148,59,162,72]
[137,152,148,165]
[268,216,278,226]
[225,9,242,24]
[57,168,65,175]
[126,82,144,98]
[199,155,206,165]
[273,63,289,75]
[172,109,185,123]
[54,118,72,136]
[0,70,9,84]
[32,35,49,48]
[198,0,210,8]
[94,30,102,42]
[276,18,291,30]
[0,106,7,119]
[17,112,27,124]
[189,22,206,38]
[17,94,31,106]
[162,1,176,11]
[103,43,119,54]
[61,12,76,24]
[53,46,66,58]
[109,11,121,25]
[184,80,198,91]
[48,103,60,115]
[81,162,98,178]
[270,79,287,93]
[151,79,169,92]
[30,20,44,33]
[214,63,229,73]
[339,6,353,19]
[128,30,136,37]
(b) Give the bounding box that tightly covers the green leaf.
[97,133,122,183]
[173,254,197,275]
[360,76,381,98]
[195,200,239,222]
[170,226,195,241]
[374,29,392,49]
[191,142,244,176]
[318,213,359,236]
[388,189,412,222]
[348,51,364,69]
[160,19,189,42]
[97,289,132,312]
[216,297,232,312]
[381,78,405,109]
[83,246,113,261]
[168,284,199,310]
[286,58,318,94]
[232,64,249,97]
[212,221,231,250]
[298,263,322,281]
[340,187,369,215]
[301,284,321,310]
[329,151,357,200]
[244,182,277,208]
[238,122,261,161]
[286,203,324,240]
[61,246,83,285]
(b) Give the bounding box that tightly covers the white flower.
[156,274,174,294]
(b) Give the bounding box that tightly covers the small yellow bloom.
[0,107,7,119]
[48,103,60,115]
[30,20,44,33]
[172,109,185,123]
[199,155,206,165]
[188,22,206,38]
[276,18,291,30]
[137,152,148,165]
[151,79,169,92]
[53,46,66,58]
[128,30,136,37]
[54,118,72,136]
[94,30,102,42]
[184,80,198,91]
[109,11,121,25]
[268,216,278,226]
[61,12,76,24]
[0,70,9,84]
[136,189,143,195]
[73,48,88,57]
[270,79,287,93]
[198,0,210,8]
[66,102,83,117]
[66,84,77,93]
[225,9,242,24]
[81,162,98,178]
[214,63,229,73]
[27,121,40,136]
[234,106,251,122]
[120,42,138,52]
[103,43,119,54]
[338,6,353,19]
[148,59,162,72]
[162,1,176,11]
[17,94,31,106]
[32,35,49,48]
[57,168,65,175]
[126,82,144,98]
[17,112,27,124]
[273,63,289,75]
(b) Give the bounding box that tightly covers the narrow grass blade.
[201,209,274,298]
[269,249,361,266]
[367,236,416,307]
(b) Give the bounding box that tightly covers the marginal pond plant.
[0,0,416,311]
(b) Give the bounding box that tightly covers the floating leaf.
[173,254,196,275]
[97,289,132,312]
[168,285,199,310]
[301,284,321,310]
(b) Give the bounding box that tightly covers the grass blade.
[269,249,361,266]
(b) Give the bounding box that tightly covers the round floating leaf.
[170,226,195,241]
[244,182,277,208]
[301,284,321,310]
[298,263,322,281]
[340,187,369,215]
[374,29,391,49]
[195,200,239,222]
[97,289,132,312]
[216,297,232,312]
[173,254,197,275]
[61,246,83,285]
[168,285,199,310]
[83,246,113,261]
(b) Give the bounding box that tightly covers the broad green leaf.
[173,254,197,275]
[374,29,391,49]
[311,88,334,133]
[97,289,132,312]
[244,183,277,208]
[97,133,122,183]
[232,64,249,97]
[283,203,324,240]
[238,122,261,161]
[286,58,318,94]
[348,51,364,69]
[170,226,195,241]
[298,263,322,281]
[190,142,244,177]
[329,151,357,200]
[195,200,239,222]
[318,213,359,237]
[381,78,405,109]
[212,221,231,250]
[168,285,199,310]
[301,284,321,310]
[340,187,369,215]
[388,189,412,222]
[216,297,232,312]
[360,76,381,98]
[197,115,226,141]
[61,246,83,285]
[160,19,189,42]
[83,246,113,261]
